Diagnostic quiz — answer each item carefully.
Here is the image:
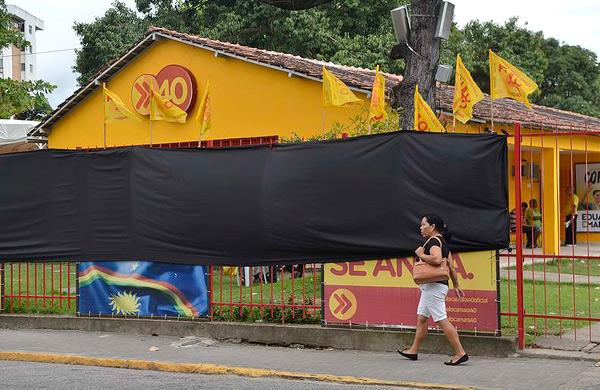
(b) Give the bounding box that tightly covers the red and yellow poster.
[323,251,498,332]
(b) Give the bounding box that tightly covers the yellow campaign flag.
[195,81,211,137]
[322,66,361,107]
[414,85,445,132]
[150,84,187,123]
[222,266,238,276]
[368,65,387,122]
[453,54,484,124]
[489,50,538,109]
[103,84,139,123]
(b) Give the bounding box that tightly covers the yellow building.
[29,27,600,254]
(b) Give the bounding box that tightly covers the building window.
[28,25,32,34]
[29,64,33,73]
[21,63,25,71]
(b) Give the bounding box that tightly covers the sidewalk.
[0,329,598,390]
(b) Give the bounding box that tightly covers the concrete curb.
[0,351,476,390]
[0,314,516,357]
[519,348,600,363]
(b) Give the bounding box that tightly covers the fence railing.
[1,262,77,314]
[208,264,322,324]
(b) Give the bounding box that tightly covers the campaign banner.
[575,163,600,232]
[78,261,208,317]
[323,251,499,332]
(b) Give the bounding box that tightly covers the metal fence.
[1,262,77,314]
[208,264,322,323]
[502,123,600,349]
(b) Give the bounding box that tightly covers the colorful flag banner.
[368,65,387,122]
[414,85,445,132]
[322,66,361,107]
[78,261,208,317]
[453,54,484,124]
[150,84,188,123]
[103,84,139,123]
[489,50,538,109]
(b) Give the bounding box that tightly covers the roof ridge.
[149,26,401,80]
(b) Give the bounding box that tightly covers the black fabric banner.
[0,131,508,265]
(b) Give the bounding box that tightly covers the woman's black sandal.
[444,354,469,365]
[397,349,418,361]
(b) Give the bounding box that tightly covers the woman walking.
[398,214,468,365]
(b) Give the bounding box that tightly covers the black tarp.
[0,131,508,265]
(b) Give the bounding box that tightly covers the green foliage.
[442,17,547,95]
[73,1,149,86]
[212,297,321,324]
[0,1,55,119]
[0,0,28,49]
[536,38,600,117]
[74,0,405,86]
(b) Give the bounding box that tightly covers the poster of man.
[575,163,600,231]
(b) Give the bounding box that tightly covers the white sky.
[8,0,600,108]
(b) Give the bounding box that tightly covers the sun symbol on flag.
[109,291,141,315]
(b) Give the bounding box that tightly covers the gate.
[506,123,600,349]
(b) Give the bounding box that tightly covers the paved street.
[0,329,598,389]
[0,360,409,390]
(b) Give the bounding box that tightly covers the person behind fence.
[510,202,536,247]
[564,187,579,246]
[524,199,542,248]
[398,214,468,366]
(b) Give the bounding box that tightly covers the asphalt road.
[0,360,407,390]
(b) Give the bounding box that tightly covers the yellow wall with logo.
[47,38,600,252]
[48,39,373,149]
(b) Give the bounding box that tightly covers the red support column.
[514,122,525,349]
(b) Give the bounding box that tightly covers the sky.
[8,0,600,108]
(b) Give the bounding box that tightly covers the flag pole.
[490,99,495,133]
[321,109,325,133]
[452,116,456,133]
[149,119,153,147]
[102,83,107,148]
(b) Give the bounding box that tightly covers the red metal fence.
[502,123,600,348]
[208,264,322,323]
[1,262,77,314]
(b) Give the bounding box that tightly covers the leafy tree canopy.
[74,2,600,118]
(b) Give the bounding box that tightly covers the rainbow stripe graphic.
[78,262,207,317]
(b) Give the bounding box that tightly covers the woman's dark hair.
[422,214,452,241]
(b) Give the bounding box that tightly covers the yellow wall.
[48,39,371,149]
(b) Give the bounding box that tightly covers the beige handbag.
[412,236,450,284]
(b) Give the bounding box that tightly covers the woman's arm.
[415,245,443,265]
[448,255,465,298]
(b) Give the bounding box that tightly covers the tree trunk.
[393,0,442,130]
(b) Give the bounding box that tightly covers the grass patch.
[520,258,600,276]
[211,269,321,324]
[500,278,600,342]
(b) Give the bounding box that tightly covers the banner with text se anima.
[323,251,498,332]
